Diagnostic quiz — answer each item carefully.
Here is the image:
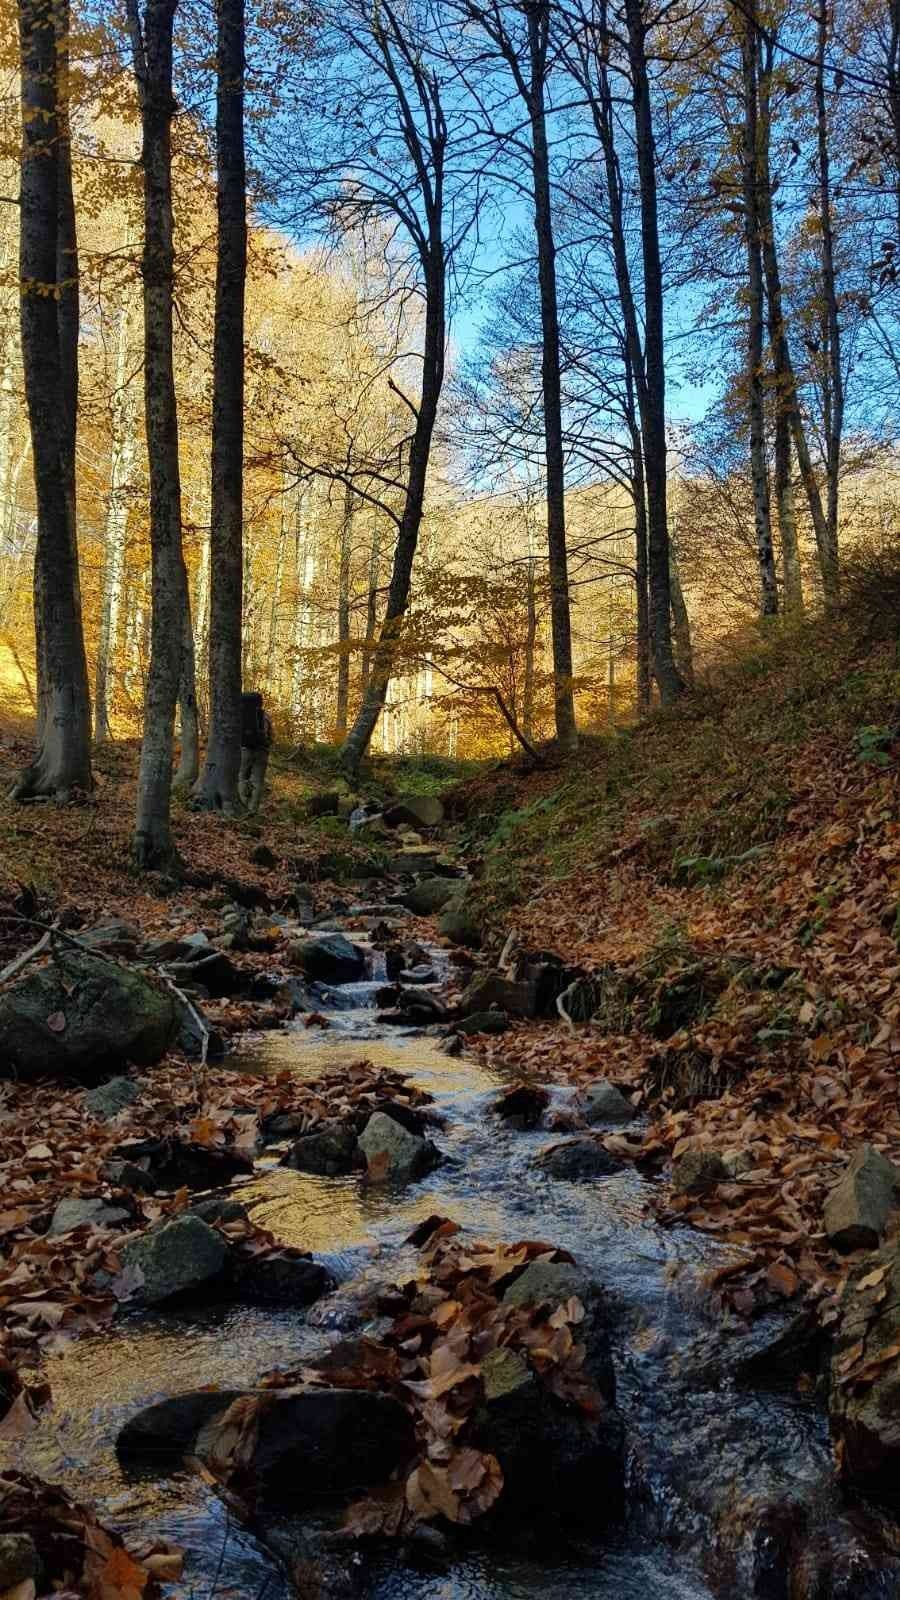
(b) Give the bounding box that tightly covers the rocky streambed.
[3,853,900,1599]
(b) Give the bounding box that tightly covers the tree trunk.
[815,0,843,594]
[334,481,354,741]
[95,299,138,740]
[174,595,199,787]
[736,0,778,618]
[340,257,445,777]
[773,407,802,614]
[360,517,381,696]
[623,345,651,712]
[526,1,577,752]
[195,0,247,810]
[12,0,92,801]
[757,39,835,606]
[669,542,695,689]
[128,0,192,866]
[623,0,682,704]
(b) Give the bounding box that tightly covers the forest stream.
[5,907,900,1600]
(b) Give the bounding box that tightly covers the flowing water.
[6,928,900,1599]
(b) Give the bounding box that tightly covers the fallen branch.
[0,929,52,986]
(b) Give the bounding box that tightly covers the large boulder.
[671,1147,729,1194]
[437,897,482,949]
[289,933,367,984]
[384,795,444,829]
[830,1241,900,1501]
[283,1125,358,1176]
[458,969,540,1020]
[454,1010,509,1036]
[0,949,176,1080]
[48,1196,132,1235]
[399,878,459,916]
[229,1248,335,1308]
[824,1144,899,1253]
[109,1135,253,1191]
[120,1387,416,1508]
[534,1138,624,1182]
[167,950,246,998]
[119,1215,228,1306]
[357,1111,440,1182]
[578,1080,635,1125]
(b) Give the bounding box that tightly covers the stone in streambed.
[0,949,176,1081]
[579,1080,635,1125]
[438,897,482,950]
[824,1143,899,1253]
[48,1196,132,1235]
[454,1010,509,1035]
[85,1076,141,1119]
[384,795,444,828]
[458,969,539,1020]
[671,1147,729,1194]
[229,1249,334,1307]
[117,1390,246,1462]
[120,1214,229,1306]
[167,950,246,998]
[830,1240,900,1500]
[109,1135,253,1191]
[493,1083,550,1129]
[399,878,459,916]
[289,933,367,984]
[283,1125,358,1176]
[357,1112,440,1181]
[534,1137,624,1182]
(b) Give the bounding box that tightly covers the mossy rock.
[0,949,176,1081]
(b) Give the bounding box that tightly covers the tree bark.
[622,0,682,704]
[773,407,802,614]
[12,0,93,801]
[815,0,843,595]
[669,541,694,689]
[195,0,247,809]
[95,299,138,740]
[360,517,381,697]
[334,481,354,741]
[174,595,199,787]
[525,1,577,752]
[128,0,192,866]
[735,0,778,617]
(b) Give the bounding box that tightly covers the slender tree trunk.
[174,595,199,787]
[669,541,694,689]
[128,0,192,866]
[522,551,537,740]
[360,518,381,697]
[815,0,843,592]
[334,481,354,741]
[757,39,835,606]
[623,345,651,712]
[95,299,138,740]
[773,407,802,614]
[736,0,778,617]
[195,0,247,809]
[526,2,577,752]
[12,0,92,801]
[340,256,445,776]
[623,0,682,703]
[887,0,900,248]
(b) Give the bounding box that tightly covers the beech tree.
[127,0,193,865]
[12,0,93,801]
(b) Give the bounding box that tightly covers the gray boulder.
[0,949,175,1080]
[283,1125,358,1176]
[455,1010,509,1035]
[384,795,444,828]
[824,1144,899,1253]
[48,1196,132,1235]
[229,1248,335,1307]
[458,969,539,1020]
[671,1147,729,1194]
[438,899,482,949]
[167,949,245,998]
[290,933,367,984]
[357,1111,440,1182]
[534,1138,624,1182]
[85,1076,141,1119]
[189,1196,250,1227]
[120,1387,416,1508]
[119,1214,228,1305]
[78,920,142,957]
[579,1080,635,1125]
[399,877,459,916]
[830,1241,900,1498]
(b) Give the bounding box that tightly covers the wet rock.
[172,995,224,1061]
[671,1147,729,1194]
[396,986,445,1018]
[290,933,367,984]
[579,1081,635,1125]
[189,1196,249,1227]
[117,1390,246,1462]
[110,1135,253,1191]
[401,964,436,985]
[120,1214,229,1305]
[385,944,405,982]
[493,1083,550,1129]
[454,1010,509,1035]
[502,1259,617,1394]
[48,1196,132,1235]
[283,1125,358,1176]
[0,1534,37,1589]
[398,877,459,916]
[0,949,176,1081]
[458,969,539,1020]
[437,899,481,950]
[357,1112,440,1182]
[168,949,246,998]
[830,1240,900,1500]
[384,795,444,828]
[824,1143,899,1253]
[101,1158,156,1193]
[84,1076,141,1119]
[229,1248,335,1307]
[197,1387,417,1507]
[534,1137,624,1182]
